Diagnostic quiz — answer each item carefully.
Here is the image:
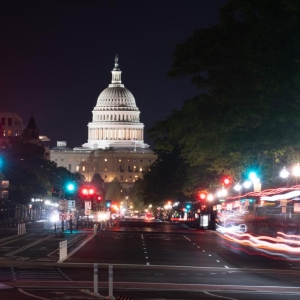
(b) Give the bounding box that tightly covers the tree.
[130,178,146,211]
[150,0,300,188]
[90,173,105,197]
[0,139,57,203]
[105,178,123,203]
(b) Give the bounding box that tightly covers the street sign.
[58,200,68,212]
[67,212,75,220]
[85,201,91,210]
[59,213,67,221]
[68,200,76,210]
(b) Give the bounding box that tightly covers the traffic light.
[66,183,75,192]
[105,200,111,209]
[222,176,231,186]
[199,192,207,200]
[81,187,94,197]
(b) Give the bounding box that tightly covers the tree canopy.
[149,0,300,190]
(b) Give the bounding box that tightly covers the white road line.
[183,235,191,241]
[0,234,31,246]
[225,266,229,268]
[204,291,238,300]
[5,235,54,256]
[141,234,144,240]
[197,246,200,248]
[59,234,95,263]
[18,288,50,300]
[216,260,220,262]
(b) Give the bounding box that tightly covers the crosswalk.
[10,267,71,281]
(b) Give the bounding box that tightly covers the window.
[105,175,107,180]
[8,118,12,126]
[104,167,108,172]
[82,166,86,171]
[68,164,72,171]
[120,175,123,180]
[140,160,143,162]
[1,118,5,125]
[149,160,151,163]
[61,159,64,161]
[76,166,79,171]
[7,130,12,136]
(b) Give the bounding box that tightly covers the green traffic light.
[66,183,75,192]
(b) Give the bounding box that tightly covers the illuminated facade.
[50,56,156,193]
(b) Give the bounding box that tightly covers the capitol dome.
[82,55,149,150]
[96,86,138,109]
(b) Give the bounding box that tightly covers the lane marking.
[5,235,54,256]
[59,234,95,263]
[183,235,191,241]
[225,266,229,268]
[18,288,50,300]
[204,291,238,300]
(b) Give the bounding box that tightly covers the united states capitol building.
[50,56,156,193]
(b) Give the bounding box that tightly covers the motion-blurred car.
[216,223,247,234]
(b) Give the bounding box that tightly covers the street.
[0,219,300,299]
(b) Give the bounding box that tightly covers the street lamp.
[280,166,289,179]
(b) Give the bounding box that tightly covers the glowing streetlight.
[243,180,252,189]
[280,166,289,179]
[292,163,300,177]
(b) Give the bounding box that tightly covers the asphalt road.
[0,219,300,299]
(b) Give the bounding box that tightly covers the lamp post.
[279,164,300,186]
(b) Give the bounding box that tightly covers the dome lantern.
[111,54,122,85]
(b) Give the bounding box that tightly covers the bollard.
[107,265,116,299]
[59,240,68,262]
[70,218,72,233]
[94,263,98,294]
[93,224,98,235]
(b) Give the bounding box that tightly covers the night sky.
[0,0,228,148]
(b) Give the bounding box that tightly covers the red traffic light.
[222,176,231,186]
[81,187,94,196]
[199,192,206,200]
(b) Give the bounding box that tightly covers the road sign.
[59,213,67,221]
[85,201,91,210]
[67,212,75,220]
[58,200,68,212]
[68,200,76,210]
